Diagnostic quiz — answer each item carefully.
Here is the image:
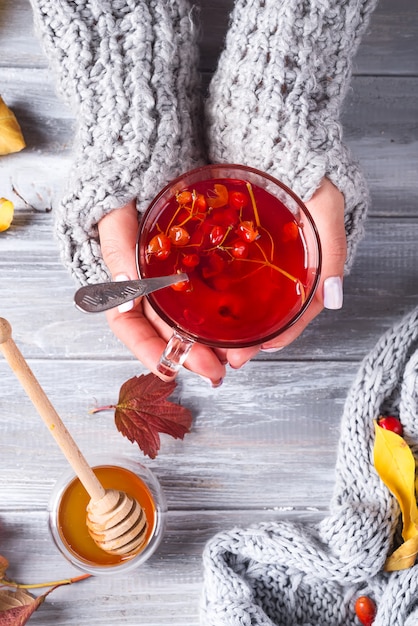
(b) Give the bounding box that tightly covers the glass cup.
[48,457,166,575]
[136,164,321,379]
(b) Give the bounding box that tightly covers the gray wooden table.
[0,1,417,624]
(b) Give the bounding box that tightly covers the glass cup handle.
[156,331,194,380]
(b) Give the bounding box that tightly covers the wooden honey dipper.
[0,318,148,557]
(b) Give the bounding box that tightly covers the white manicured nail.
[115,273,134,313]
[323,276,343,310]
[261,347,284,353]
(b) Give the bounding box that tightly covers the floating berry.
[282,221,299,242]
[171,277,190,292]
[202,252,226,278]
[147,233,171,260]
[195,193,207,212]
[182,253,200,269]
[169,225,190,246]
[176,190,193,205]
[355,595,376,626]
[229,190,248,210]
[230,239,249,259]
[207,183,229,208]
[236,220,259,243]
[211,207,239,227]
[378,415,403,436]
[210,225,227,246]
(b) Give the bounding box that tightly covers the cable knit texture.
[201,305,418,625]
[29,0,203,285]
[206,0,379,272]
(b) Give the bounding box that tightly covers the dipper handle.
[0,318,105,502]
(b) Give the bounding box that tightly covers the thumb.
[98,200,140,281]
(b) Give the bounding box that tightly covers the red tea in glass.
[137,165,321,376]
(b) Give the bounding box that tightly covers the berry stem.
[246,182,261,227]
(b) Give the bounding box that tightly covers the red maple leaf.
[96,373,193,459]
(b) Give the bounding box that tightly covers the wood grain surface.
[0,1,417,624]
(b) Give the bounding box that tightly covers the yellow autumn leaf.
[0,95,26,155]
[385,533,418,571]
[0,198,14,232]
[373,420,418,541]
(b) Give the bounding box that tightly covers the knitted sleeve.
[205,0,379,272]
[29,0,203,285]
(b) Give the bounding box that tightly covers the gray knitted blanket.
[29,0,378,285]
[201,305,418,625]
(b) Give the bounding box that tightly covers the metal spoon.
[74,273,188,313]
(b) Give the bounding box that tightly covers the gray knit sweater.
[29,0,377,285]
[201,305,418,625]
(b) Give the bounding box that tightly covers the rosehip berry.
[229,190,248,210]
[355,595,376,626]
[169,225,190,246]
[378,415,403,436]
[236,220,259,243]
[147,233,171,260]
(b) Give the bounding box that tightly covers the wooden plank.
[1,217,417,362]
[0,358,356,511]
[2,0,418,75]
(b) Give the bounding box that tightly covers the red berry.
[282,221,299,242]
[210,225,227,246]
[147,233,171,260]
[211,207,239,227]
[169,225,190,246]
[171,278,190,292]
[176,190,193,205]
[202,252,226,278]
[230,238,249,259]
[229,190,248,210]
[182,253,200,269]
[355,596,376,626]
[236,220,259,243]
[378,415,403,436]
[195,193,207,212]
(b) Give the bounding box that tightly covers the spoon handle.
[0,318,105,503]
[74,273,188,313]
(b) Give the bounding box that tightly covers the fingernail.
[261,347,284,353]
[198,375,224,388]
[115,273,134,313]
[323,276,343,310]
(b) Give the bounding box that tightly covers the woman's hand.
[98,201,226,387]
[97,177,346,382]
[256,176,346,353]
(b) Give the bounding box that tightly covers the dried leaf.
[0,588,53,626]
[0,199,14,232]
[0,556,8,579]
[0,97,25,156]
[114,373,193,459]
[0,590,34,611]
[385,533,418,571]
[373,421,418,541]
